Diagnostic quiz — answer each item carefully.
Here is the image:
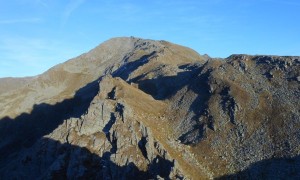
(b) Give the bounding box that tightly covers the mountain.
[0,37,299,179]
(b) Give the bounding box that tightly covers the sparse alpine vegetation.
[0,37,299,179]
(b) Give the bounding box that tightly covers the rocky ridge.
[0,37,299,179]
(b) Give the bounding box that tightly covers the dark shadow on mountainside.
[216,155,300,180]
[0,79,99,165]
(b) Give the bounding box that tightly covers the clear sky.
[0,0,299,77]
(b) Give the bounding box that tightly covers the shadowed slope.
[1,137,153,179]
[0,79,99,166]
[216,155,300,179]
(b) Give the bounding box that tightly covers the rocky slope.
[0,37,299,179]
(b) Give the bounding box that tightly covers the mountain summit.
[0,37,299,179]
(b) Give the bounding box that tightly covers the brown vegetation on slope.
[0,37,299,179]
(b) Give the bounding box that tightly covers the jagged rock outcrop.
[0,37,299,179]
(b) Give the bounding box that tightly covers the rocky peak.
[0,37,299,179]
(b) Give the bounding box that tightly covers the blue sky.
[0,0,299,77]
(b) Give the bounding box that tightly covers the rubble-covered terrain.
[0,37,299,179]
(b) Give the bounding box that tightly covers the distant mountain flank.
[0,37,299,179]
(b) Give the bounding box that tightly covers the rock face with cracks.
[0,37,299,179]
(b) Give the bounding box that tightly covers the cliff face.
[0,37,299,179]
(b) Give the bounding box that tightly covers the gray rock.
[0,37,299,179]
